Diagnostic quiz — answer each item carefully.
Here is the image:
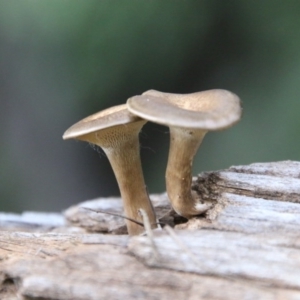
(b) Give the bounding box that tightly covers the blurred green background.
[0,1,299,212]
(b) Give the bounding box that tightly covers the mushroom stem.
[80,121,157,236]
[104,134,157,235]
[166,127,208,218]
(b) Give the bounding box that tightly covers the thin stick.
[138,209,152,237]
[139,208,159,262]
[82,207,144,227]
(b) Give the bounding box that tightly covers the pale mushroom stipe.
[63,104,158,235]
[127,89,242,218]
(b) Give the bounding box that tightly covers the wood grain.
[0,161,299,299]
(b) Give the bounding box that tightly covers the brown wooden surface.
[0,161,300,299]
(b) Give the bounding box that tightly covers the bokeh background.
[1,1,300,212]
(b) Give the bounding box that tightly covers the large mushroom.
[127,89,242,218]
[63,104,157,235]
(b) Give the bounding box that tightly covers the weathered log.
[64,193,174,234]
[0,161,300,299]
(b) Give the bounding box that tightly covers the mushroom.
[63,104,157,235]
[127,89,242,218]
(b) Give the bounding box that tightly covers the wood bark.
[0,161,300,299]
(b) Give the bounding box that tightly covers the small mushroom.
[63,104,157,235]
[127,89,242,218]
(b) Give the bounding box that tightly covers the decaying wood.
[64,193,174,234]
[0,161,300,299]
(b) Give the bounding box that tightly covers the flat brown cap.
[127,89,242,130]
[63,104,142,140]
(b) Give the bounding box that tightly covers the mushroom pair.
[63,89,242,235]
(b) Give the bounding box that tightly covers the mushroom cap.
[63,104,143,140]
[127,89,242,130]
